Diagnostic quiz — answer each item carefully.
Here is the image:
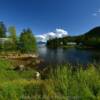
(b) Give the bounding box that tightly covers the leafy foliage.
[19,28,37,53]
[8,26,17,50]
[0,21,37,53]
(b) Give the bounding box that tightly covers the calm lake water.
[38,45,100,66]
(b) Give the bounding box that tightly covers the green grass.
[0,59,100,100]
[48,65,100,100]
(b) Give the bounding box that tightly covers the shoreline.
[0,53,39,59]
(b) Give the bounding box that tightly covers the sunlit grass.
[0,59,100,99]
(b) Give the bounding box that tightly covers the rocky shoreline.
[0,53,39,59]
[0,53,44,70]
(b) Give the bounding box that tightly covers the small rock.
[19,65,25,71]
[35,72,40,80]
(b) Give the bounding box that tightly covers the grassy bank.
[0,59,100,99]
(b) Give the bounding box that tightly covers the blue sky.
[0,0,100,36]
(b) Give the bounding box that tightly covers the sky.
[0,0,100,41]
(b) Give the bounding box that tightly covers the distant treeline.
[46,27,100,48]
[0,21,37,53]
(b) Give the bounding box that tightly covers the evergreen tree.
[0,21,6,38]
[19,28,37,53]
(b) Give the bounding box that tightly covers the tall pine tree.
[0,22,6,38]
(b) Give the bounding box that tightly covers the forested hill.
[84,27,100,37]
[46,26,100,48]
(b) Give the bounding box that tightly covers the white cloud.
[35,35,47,42]
[35,28,68,42]
[92,13,97,16]
[93,8,100,17]
[55,29,68,38]
[47,32,56,40]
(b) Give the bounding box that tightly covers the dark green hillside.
[80,27,100,48]
[85,27,100,37]
[46,26,100,49]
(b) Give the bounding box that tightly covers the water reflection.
[38,45,100,65]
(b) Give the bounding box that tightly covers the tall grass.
[48,65,100,100]
[0,59,100,99]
